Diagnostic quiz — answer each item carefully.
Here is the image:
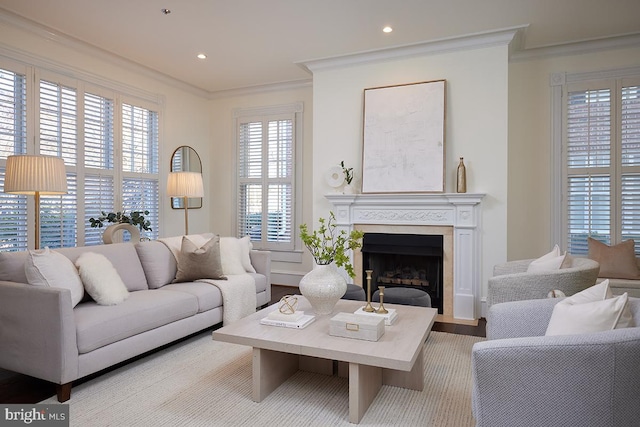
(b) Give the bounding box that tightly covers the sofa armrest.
[472,328,640,427]
[492,259,533,276]
[487,298,559,340]
[0,281,78,384]
[250,250,271,301]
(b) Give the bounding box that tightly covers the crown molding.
[297,25,528,74]
[208,79,312,100]
[0,8,209,99]
[510,32,640,61]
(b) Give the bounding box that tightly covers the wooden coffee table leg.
[383,346,424,391]
[349,362,382,424]
[252,347,299,402]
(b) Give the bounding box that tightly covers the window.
[0,61,161,251]
[554,70,640,254]
[0,66,27,251]
[235,103,302,253]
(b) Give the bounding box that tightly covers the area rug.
[42,331,484,426]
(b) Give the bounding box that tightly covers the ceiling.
[1,0,640,94]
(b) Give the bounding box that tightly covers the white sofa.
[0,238,271,402]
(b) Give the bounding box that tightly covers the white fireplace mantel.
[325,192,485,320]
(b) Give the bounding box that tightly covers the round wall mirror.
[170,145,203,209]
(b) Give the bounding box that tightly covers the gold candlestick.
[363,269,375,312]
[376,286,389,314]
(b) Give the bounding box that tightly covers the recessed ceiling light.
[161,8,171,15]
[197,53,207,60]
[383,26,393,33]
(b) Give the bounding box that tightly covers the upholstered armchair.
[472,297,640,427]
[487,257,600,308]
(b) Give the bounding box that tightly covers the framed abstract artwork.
[362,80,446,193]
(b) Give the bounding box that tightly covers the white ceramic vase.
[102,223,140,244]
[299,263,347,315]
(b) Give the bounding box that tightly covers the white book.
[260,314,316,329]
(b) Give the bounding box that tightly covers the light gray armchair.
[472,297,640,427]
[487,257,600,308]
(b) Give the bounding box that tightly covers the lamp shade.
[4,155,68,195]
[166,171,204,198]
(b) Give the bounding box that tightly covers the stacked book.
[260,310,316,329]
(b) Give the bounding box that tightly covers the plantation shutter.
[121,103,159,240]
[565,87,612,254]
[0,67,27,251]
[621,84,640,248]
[84,174,115,245]
[40,174,77,248]
[38,79,77,246]
[237,116,294,250]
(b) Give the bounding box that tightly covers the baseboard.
[271,271,304,287]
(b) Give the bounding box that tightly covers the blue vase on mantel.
[299,263,347,315]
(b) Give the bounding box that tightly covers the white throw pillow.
[239,236,256,273]
[546,280,634,336]
[220,237,248,275]
[527,244,567,273]
[24,247,84,307]
[75,252,129,305]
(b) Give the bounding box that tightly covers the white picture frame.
[362,80,446,193]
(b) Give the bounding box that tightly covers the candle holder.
[363,269,375,312]
[376,286,389,314]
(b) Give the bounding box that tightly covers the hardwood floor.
[0,284,485,403]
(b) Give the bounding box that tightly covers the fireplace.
[362,233,444,313]
[326,192,484,321]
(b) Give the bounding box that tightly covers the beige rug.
[43,330,484,426]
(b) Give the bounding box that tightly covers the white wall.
[309,44,510,299]
[208,86,315,280]
[508,45,640,260]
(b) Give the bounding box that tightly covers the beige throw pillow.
[588,237,640,280]
[174,235,226,283]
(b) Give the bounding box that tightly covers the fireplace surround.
[326,193,484,321]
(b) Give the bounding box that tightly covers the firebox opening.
[361,233,444,314]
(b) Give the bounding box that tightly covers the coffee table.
[212,296,437,423]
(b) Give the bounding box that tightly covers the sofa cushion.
[56,243,149,291]
[24,247,84,307]
[76,252,129,306]
[135,240,177,289]
[0,251,28,283]
[174,235,226,283]
[74,289,198,353]
[588,237,640,280]
[161,282,222,313]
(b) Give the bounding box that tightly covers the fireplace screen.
[361,233,443,313]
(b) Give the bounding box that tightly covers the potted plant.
[89,210,152,244]
[299,211,364,314]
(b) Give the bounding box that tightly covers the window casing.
[235,103,303,254]
[554,69,640,255]
[0,60,160,251]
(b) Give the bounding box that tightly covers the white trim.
[297,26,527,73]
[0,43,165,106]
[209,80,312,99]
[233,102,303,118]
[270,272,304,287]
[511,32,640,62]
[550,72,564,247]
[0,9,207,99]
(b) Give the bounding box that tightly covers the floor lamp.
[3,155,68,250]
[167,171,204,235]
